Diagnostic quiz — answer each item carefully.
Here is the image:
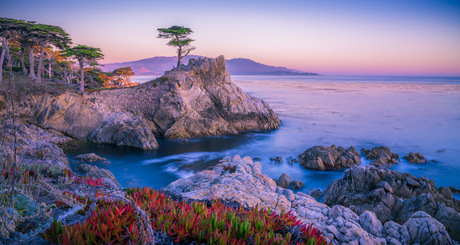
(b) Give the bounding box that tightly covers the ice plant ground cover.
[41,186,330,244]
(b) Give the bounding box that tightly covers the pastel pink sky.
[2,0,460,75]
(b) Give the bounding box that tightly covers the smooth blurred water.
[65,75,460,193]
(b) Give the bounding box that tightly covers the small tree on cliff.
[63,45,104,93]
[157,26,195,71]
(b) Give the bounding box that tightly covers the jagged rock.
[75,164,98,173]
[306,188,322,201]
[75,153,106,163]
[290,180,305,189]
[400,211,454,245]
[359,211,383,237]
[449,186,460,194]
[276,173,291,188]
[298,145,360,170]
[361,146,399,167]
[87,112,158,149]
[31,56,280,146]
[323,165,460,240]
[434,206,460,241]
[403,152,427,164]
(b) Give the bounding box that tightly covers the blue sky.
[2,0,460,75]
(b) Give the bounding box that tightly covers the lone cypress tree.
[157,26,195,71]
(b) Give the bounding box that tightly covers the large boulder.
[87,112,158,149]
[276,173,291,188]
[361,146,399,167]
[298,145,360,170]
[400,211,454,245]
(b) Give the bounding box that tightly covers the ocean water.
[65,75,460,193]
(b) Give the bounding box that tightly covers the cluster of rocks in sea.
[29,56,280,149]
[166,154,460,244]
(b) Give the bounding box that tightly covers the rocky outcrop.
[361,146,399,167]
[30,56,280,148]
[0,123,70,169]
[323,165,460,240]
[165,155,455,244]
[403,152,427,164]
[87,113,158,149]
[298,145,360,170]
[75,153,106,163]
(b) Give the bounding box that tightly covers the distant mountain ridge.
[102,55,319,76]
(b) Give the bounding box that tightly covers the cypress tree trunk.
[0,37,7,82]
[28,46,36,80]
[79,61,85,93]
[177,46,182,71]
[35,45,46,83]
[20,47,27,75]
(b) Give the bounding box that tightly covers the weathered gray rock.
[0,123,70,169]
[400,211,454,245]
[403,152,427,164]
[290,180,305,189]
[323,165,460,240]
[306,188,322,201]
[276,173,291,188]
[165,155,291,212]
[361,146,399,167]
[434,206,460,241]
[31,56,280,147]
[75,153,106,163]
[75,164,98,173]
[298,145,360,170]
[87,112,158,149]
[359,211,383,237]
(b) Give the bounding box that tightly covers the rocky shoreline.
[1,57,459,244]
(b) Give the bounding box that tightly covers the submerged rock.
[403,152,427,164]
[298,145,360,170]
[30,56,280,148]
[290,180,305,190]
[361,146,399,167]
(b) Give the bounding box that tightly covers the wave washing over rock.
[165,155,457,244]
[30,56,280,149]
